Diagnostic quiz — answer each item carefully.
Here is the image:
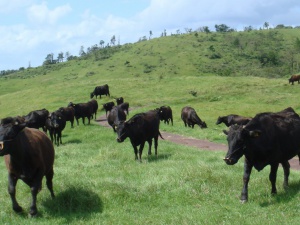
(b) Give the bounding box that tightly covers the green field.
[1,28,300,224]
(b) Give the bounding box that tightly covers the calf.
[181,106,207,128]
[107,106,127,132]
[47,111,66,146]
[157,106,173,125]
[58,106,75,128]
[68,102,93,125]
[90,84,110,98]
[23,108,49,132]
[216,114,252,127]
[103,101,115,117]
[116,110,163,162]
[0,117,55,216]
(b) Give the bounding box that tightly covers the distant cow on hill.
[216,114,252,127]
[90,84,110,98]
[116,110,163,162]
[181,106,207,128]
[288,74,300,85]
[0,116,55,216]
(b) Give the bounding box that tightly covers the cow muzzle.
[116,138,123,143]
[223,157,237,165]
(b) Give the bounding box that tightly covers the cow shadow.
[64,139,82,144]
[259,180,300,207]
[42,186,103,221]
[147,153,172,163]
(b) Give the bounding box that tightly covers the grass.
[1,29,300,224]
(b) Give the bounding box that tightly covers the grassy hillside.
[0,29,300,224]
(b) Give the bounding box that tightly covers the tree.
[244,26,253,32]
[110,35,116,46]
[43,53,54,65]
[79,46,86,56]
[65,51,70,60]
[215,24,230,32]
[99,40,105,48]
[263,22,269,29]
[57,52,64,62]
[149,30,152,40]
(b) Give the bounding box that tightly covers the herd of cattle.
[1,82,300,215]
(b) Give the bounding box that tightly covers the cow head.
[0,117,26,156]
[90,92,94,99]
[223,125,261,165]
[216,116,224,125]
[50,112,64,128]
[200,121,207,128]
[116,121,128,143]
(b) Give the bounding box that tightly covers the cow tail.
[158,131,164,139]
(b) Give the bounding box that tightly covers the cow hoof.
[13,205,23,213]
[29,208,38,217]
[240,199,247,204]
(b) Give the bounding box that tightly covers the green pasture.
[1,29,300,224]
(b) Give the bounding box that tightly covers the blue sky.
[1,0,300,70]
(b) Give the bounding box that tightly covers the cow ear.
[223,130,228,135]
[249,130,261,138]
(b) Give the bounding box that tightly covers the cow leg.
[29,180,42,216]
[138,142,145,162]
[241,158,253,203]
[53,132,57,146]
[281,161,290,189]
[71,120,74,128]
[269,163,279,194]
[57,131,62,146]
[46,169,55,199]
[88,116,91,125]
[154,136,158,156]
[132,145,139,161]
[8,174,22,213]
[82,117,85,125]
[147,139,152,155]
[76,117,79,126]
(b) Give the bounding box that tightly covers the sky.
[1,0,300,71]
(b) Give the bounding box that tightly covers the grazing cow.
[118,102,129,115]
[58,106,75,128]
[216,114,252,127]
[107,106,127,132]
[116,110,163,162]
[115,97,124,105]
[103,101,115,117]
[46,111,66,146]
[0,117,55,216]
[288,74,300,85]
[223,107,300,202]
[90,84,110,99]
[157,106,173,125]
[181,106,207,128]
[23,108,49,132]
[88,99,99,120]
[68,102,93,125]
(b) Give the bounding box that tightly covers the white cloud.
[27,2,72,25]
[0,0,33,13]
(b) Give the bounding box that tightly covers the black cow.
[23,108,49,132]
[157,106,173,125]
[181,106,207,128]
[58,106,75,128]
[103,101,115,117]
[118,102,129,115]
[288,74,300,85]
[116,110,163,162]
[90,84,110,99]
[68,102,93,125]
[216,114,252,127]
[107,106,127,132]
[115,97,124,105]
[0,117,55,216]
[46,111,66,146]
[88,99,98,120]
[223,107,300,202]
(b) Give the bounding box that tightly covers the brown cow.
[0,117,55,216]
[288,74,300,85]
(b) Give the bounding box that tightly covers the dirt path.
[96,115,300,171]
